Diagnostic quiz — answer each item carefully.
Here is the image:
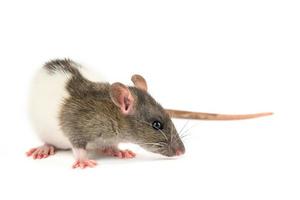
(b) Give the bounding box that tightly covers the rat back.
[28,60,105,149]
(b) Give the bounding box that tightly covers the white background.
[0,0,299,200]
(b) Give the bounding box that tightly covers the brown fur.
[45,59,185,157]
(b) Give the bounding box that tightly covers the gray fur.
[44,59,82,75]
[45,59,185,157]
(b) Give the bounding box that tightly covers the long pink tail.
[165,109,273,120]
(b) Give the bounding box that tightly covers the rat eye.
[152,121,163,130]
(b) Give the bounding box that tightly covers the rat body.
[28,59,185,168]
[27,59,272,168]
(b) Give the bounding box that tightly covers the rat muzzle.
[164,140,185,157]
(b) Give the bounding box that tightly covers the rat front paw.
[102,148,136,159]
[72,159,97,169]
[26,144,55,159]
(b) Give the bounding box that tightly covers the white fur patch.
[29,65,106,149]
[29,68,72,149]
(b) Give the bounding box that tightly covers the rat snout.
[149,141,185,157]
[175,149,184,156]
[169,140,185,157]
[173,146,185,156]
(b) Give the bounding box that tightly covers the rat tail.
[165,109,273,120]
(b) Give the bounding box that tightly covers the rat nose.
[175,149,184,156]
[170,138,185,157]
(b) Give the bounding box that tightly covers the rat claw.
[108,149,114,155]
[72,162,79,169]
[79,162,85,169]
[72,160,97,169]
[130,151,136,156]
[26,148,37,156]
[101,147,136,159]
[33,153,38,159]
[50,147,55,155]
[121,150,136,159]
[89,160,97,165]
[124,151,130,158]
[116,152,122,158]
[26,144,56,160]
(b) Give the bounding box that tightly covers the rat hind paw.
[102,148,136,159]
[72,159,97,169]
[26,144,55,159]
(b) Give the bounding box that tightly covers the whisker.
[170,124,174,143]
[173,125,194,143]
[180,123,198,137]
[179,120,190,135]
[158,141,168,146]
[137,142,165,147]
[180,133,191,140]
[157,129,168,141]
[148,146,164,153]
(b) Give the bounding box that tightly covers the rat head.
[109,74,185,157]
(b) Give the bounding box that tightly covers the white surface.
[0,0,299,200]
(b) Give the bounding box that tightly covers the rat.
[27,59,185,168]
[27,59,272,168]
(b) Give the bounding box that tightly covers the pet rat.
[27,59,272,168]
[27,59,185,168]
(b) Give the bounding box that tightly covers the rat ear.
[131,74,148,92]
[110,82,134,115]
